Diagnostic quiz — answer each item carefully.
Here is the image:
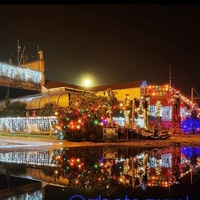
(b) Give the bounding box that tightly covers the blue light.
[181,117,200,133]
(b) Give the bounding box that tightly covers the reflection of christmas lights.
[2,145,200,194]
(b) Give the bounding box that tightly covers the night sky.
[0,4,200,99]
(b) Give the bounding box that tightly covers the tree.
[3,88,10,116]
[39,102,56,116]
[4,87,10,108]
[53,90,122,141]
[3,101,27,117]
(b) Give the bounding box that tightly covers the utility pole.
[17,39,26,66]
[17,39,21,66]
[191,87,194,103]
[169,65,172,88]
[169,65,172,99]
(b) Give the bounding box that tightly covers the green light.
[94,120,98,125]
[94,164,98,168]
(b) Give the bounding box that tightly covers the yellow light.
[84,79,91,87]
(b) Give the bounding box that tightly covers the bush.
[3,101,26,117]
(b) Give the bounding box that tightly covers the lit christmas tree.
[53,90,122,141]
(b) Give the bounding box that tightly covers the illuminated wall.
[147,84,192,129]
[0,51,44,92]
[96,87,141,102]
[150,105,172,121]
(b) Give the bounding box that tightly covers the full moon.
[84,79,91,87]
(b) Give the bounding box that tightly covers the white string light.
[0,62,42,84]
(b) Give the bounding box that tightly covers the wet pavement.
[0,136,55,149]
[1,133,200,150]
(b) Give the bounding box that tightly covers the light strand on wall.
[0,62,42,84]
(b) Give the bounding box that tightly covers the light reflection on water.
[0,145,200,200]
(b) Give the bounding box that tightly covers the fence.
[0,116,57,135]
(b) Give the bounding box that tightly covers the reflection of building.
[0,146,200,191]
[119,146,200,189]
[103,147,118,159]
[0,182,43,200]
[0,149,69,187]
[0,150,54,166]
[148,148,173,187]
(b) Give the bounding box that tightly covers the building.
[0,49,196,132]
[0,50,45,99]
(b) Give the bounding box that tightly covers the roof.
[89,80,147,92]
[44,80,85,91]
[0,90,71,111]
[0,80,148,111]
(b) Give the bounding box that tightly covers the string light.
[0,62,42,84]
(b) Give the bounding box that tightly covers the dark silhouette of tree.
[3,101,26,117]
[39,102,57,116]
[3,87,10,116]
